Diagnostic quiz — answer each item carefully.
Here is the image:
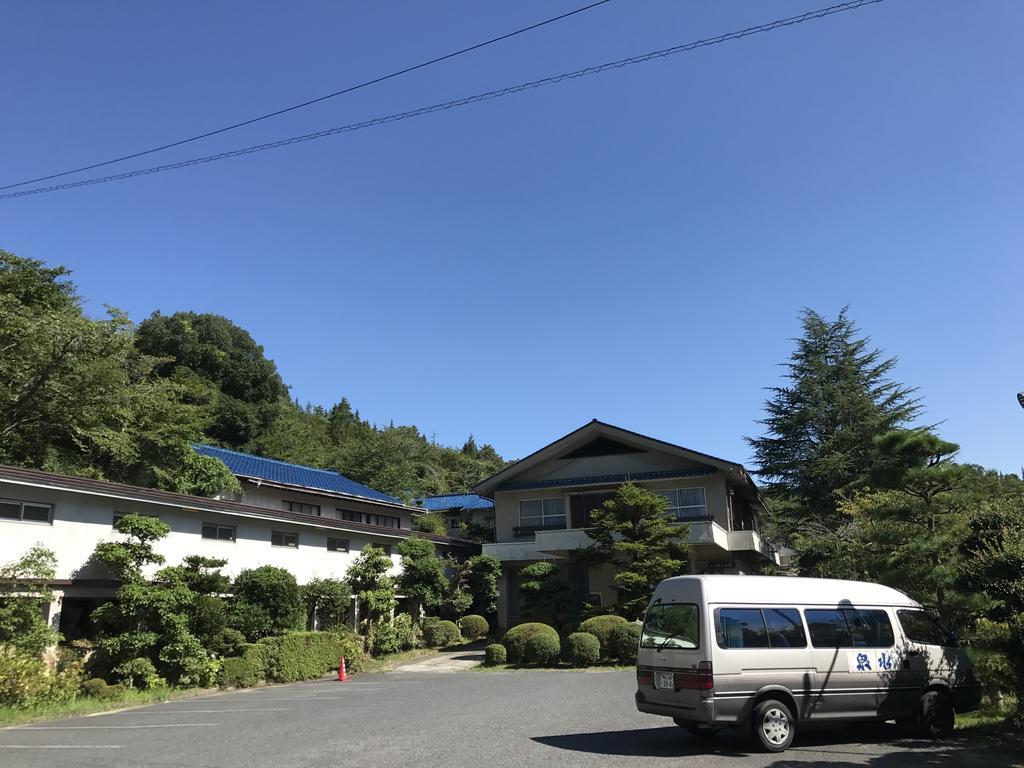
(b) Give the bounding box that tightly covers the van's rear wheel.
[752,699,795,752]
[918,691,954,739]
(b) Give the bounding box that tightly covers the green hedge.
[423,620,461,648]
[458,615,489,640]
[608,623,642,664]
[579,615,627,657]
[563,632,600,667]
[525,633,561,666]
[219,631,363,687]
[484,644,507,666]
[501,623,558,664]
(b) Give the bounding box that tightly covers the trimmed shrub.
[369,623,399,656]
[501,622,559,664]
[0,647,51,707]
[207,627,247,658]
[579,615,628,657]
[458,614,489,640]
[393,614,415,651]
[484,643,507,666]
[563,632,600,667]
[524,633,561,666]
[219,654,264,689]
[257,630,364,683]
[608,622,643,664]
[423,620,461,648]
[81,677,124,700]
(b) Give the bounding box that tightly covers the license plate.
[655,671,675,691]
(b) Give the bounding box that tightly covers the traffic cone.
[337,656,348,682]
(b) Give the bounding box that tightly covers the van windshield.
[641,603,700,650]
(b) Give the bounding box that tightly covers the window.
[763,608,807,648]
[898,610,954,646]
[717,609,769,648]
[641,603,700,649]
[448,517,462,530]
[338,510,400,528]
[805,608,894,648]
[271,531,298,548]
[201,523,236,542]
[0,498,52,524]
[284,500,320,516]
[653,487,708,521]
[518,498,566,529]
[327,537,350,553]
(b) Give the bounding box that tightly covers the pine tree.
[747,308,921,541]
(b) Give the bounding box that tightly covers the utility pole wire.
[0,0,615,191]
[1,0,885,202]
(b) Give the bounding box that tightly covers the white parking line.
[13,723,216,730]
[0,745,122,749]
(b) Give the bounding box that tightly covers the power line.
[0,0,616,191]
[2,0,885,202]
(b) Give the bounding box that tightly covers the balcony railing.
[513,523,566,537]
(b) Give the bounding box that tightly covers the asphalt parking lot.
[0,669,1018,768]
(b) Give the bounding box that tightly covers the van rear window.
[716,608,807,649]
[641,603,700,650]
[805,609,894,648]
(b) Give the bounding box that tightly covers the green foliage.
[501,623,558,665]
[369,623,400,656]
[0,545,60,655]
[95,513,171,580]
[0,647,82,708]
[608,622,642,664]
[218,653,264,689]
[458,520,496,544]
[518,561,572,624]
[563,632,600,667]
[81,677,124,700]
[232,566,304,640]
[134,311,288,448]
[422,620,461,648]
[524,633,561,666]
[585,483,686,620]
[459,555,502,618]
[112,657,164,690]
[396,537,448,618]
[345,545,397,634]
[413,512,446,536]
[484,643,507,666]
[303,578,352,630]
[579,615,629,658]
[393,613,415,651]
[458,614,489,640]
[747,307,921,543]
[256,631,364,683]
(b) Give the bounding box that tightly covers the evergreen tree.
[345,545,397,634]
[585,483,686,620]
[747,307,921,541]
[396,537,448,621]
[518,561,571,624]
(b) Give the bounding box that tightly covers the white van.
[635,575,982,752]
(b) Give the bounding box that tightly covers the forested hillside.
[0,249,506,501]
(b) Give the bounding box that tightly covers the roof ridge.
[194,444,354,480]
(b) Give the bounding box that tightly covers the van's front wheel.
[918,691,955,739]
[752,699,795,752]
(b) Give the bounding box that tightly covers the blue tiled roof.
[420,493,494,512]
[193,445,402,505]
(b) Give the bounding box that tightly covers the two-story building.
[473,420,777,629]
[419,493,495,538]
[0,447,476,638]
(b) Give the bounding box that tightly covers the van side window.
[717,609,769,648]
[805,608,894,648]
[762,608,807,648]
[897,610,953,646]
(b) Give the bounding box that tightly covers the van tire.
[752,698,795,752]
[918,690,954,739]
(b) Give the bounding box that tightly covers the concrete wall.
[0,482,462,586]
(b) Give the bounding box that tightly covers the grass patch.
[955,698,1022,751]
[0,687,216,727]
[359,648,438,674]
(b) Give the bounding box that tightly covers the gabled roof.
[420,493,494,512]
[194,445,401,505]
[472,419,758,496]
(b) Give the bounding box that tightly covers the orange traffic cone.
[337,656,348,682]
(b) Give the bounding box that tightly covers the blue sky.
[2,1,1021,474]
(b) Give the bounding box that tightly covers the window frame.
[804,607,895,649]
[653,487,708,521]
[284,500,321,517]
[715,607,807,649]
[640,602,701,650]
[201,523,237,542]
[326,537,350,553]
[271,530,299,549]
[0,498,53,525]
[517,497,567,529]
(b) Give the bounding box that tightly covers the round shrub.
[484,643,507,666]
[525,633,561,666]
[563,632,600,667]
[579,615,628,657]
[459,614,489,640]
[501,622,559,664]
[369,623,400,656]
[393,614,415,651]
[608,622,643,664]
[423,619,461,648]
